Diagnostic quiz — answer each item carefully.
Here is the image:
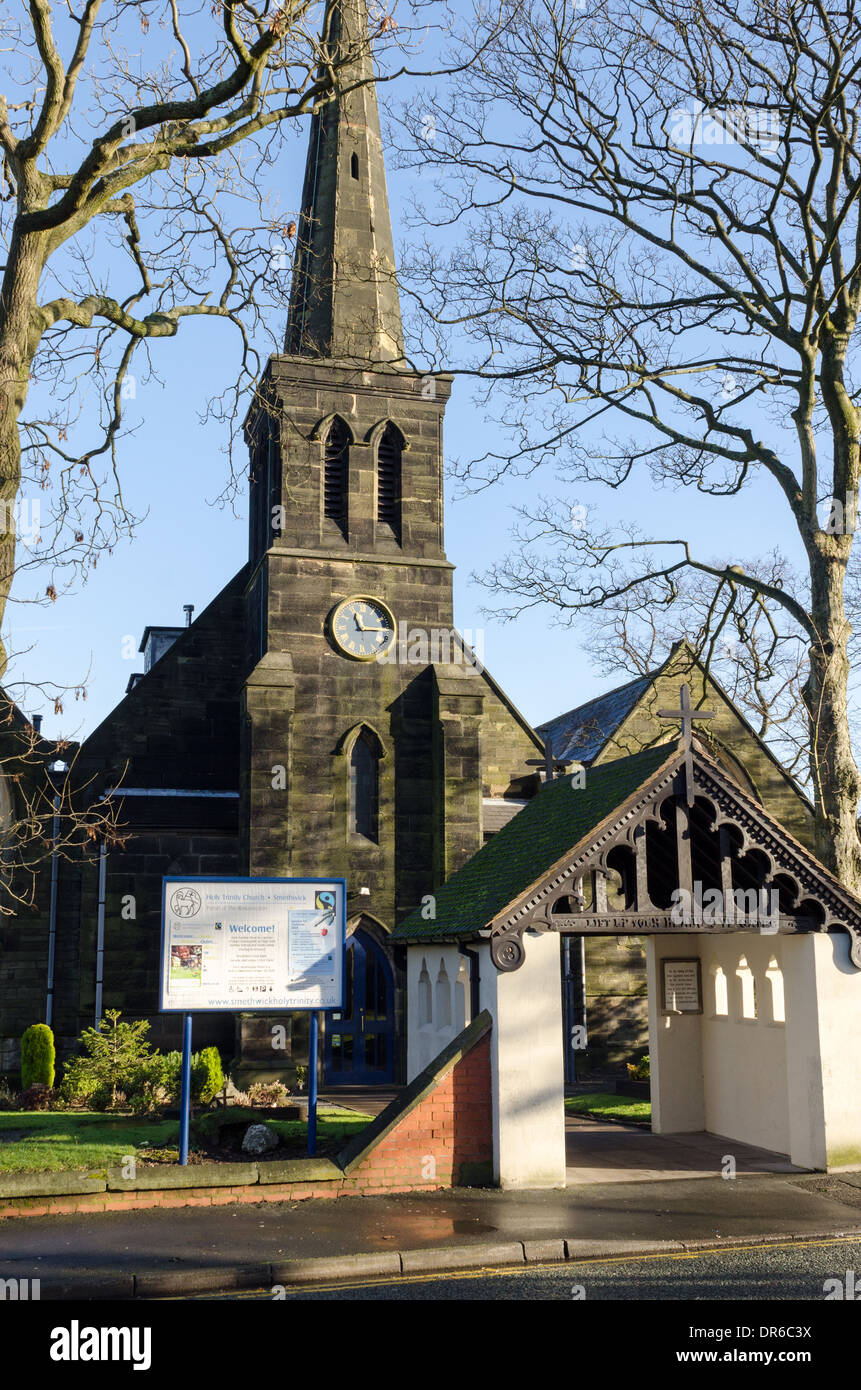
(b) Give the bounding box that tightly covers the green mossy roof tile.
[392,741,677,943]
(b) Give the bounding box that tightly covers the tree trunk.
[0,222,47,678]
[803,550,861,894]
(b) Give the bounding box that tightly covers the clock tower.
[237,0,498,1082]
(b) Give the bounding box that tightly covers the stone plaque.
[661,957,702,1015]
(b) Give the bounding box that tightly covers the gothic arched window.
[324,417,350,534]
[350,729,380,841]
[376,423,403,535]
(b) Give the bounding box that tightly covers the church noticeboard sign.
[661,957,703,1015]
[159,877,345,1013]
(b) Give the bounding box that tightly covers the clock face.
[330,596,396,661]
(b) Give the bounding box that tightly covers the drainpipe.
[458,944,481,1020]
[45,792,60,1027]
[570,936,587,1084]
[94,841,107,1026]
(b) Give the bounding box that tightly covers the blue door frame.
[323,930,395,1084]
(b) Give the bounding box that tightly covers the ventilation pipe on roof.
[183,604,194,627]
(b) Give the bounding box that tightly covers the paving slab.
[565,1116,804,1184]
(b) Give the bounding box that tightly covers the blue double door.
[324,930,394,1084]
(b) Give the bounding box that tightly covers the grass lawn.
[0,1111,180,1173]
[263,1107,372,1149]
[0,1104,374,1174]
[565,1092,652,1125]
[193,1103,373,1156]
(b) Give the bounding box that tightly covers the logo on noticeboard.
[170,887,201,918]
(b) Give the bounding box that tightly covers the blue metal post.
[179,1012,192,1165]
[308,1012,319,1157]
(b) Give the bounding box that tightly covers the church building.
[0,0,831,1099]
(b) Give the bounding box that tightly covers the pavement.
[564,1115,804,1183]
[3,1106,856,1301]
[3,1114,861,1299]
[319,1087,402,1118]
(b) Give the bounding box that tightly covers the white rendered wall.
[648,934,791,1152]
[477,934,567,1190]
[647,936,705,1133]
[406,934,566,1189]
[406,945,473,1082]
[650,930,861,1169]
[699,935,790,1155]
[783,933,861,1171]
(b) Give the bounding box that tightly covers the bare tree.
[0,0,437,669]
[0,0,457,891]
[398,0,861,890]
[0,692,122,915]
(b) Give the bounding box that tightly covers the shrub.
[161,1048,223,1105]
[0,1076,18,1110]
[59,1060,99,1107]
[59,1009,155,1110]
[125,1055,171,1114]
[194,1047,224,1105]
[21,1024,55,1090]
[247,1079,290,1108]
[20,1083,54,1111]
[162,1050,182,1100]
[626,1054,650,1082]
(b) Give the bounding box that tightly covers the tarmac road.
[237,1235,861,1300]
[4,1170,861,1301]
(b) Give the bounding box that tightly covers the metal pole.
[307,1012,319,1157]
[179,1012,193,1165]
[94,841,107,1026]
[45,793,60,1027]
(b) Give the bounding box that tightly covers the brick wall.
[0,1028,494,1220]
[344,1031,492,1191]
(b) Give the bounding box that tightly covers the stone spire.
[285,0,405,362]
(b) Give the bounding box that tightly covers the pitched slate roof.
[536,673,653,764]
[392,741,677,943]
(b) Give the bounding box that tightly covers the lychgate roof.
[392,742,674,943]
[393,738,861,975]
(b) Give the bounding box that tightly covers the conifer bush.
[20,1023,55,1090]
[194,1046,224,1105]
[163,1046,223,1104]
[60,1009,154,1109]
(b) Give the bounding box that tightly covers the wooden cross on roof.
[657,682,715,806]
[526,735,574,784]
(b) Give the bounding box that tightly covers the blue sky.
[4,13,806,748]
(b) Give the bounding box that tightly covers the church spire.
[285,0,405,363]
